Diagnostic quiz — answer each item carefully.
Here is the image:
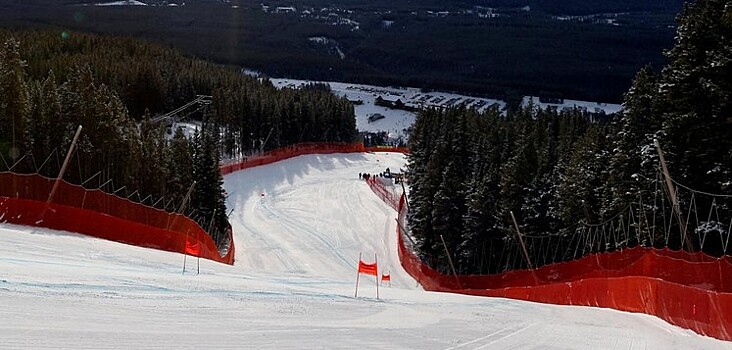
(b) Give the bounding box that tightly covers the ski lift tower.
[152,95,213,129]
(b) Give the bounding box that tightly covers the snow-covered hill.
[0,153,728,349]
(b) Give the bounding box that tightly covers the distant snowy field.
[271,78,622,142]
[522,96,623,115]
[94,0,147,6]
[1,152,727,349]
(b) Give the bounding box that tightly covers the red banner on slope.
[358,260,378,276]
[185,237,201,255]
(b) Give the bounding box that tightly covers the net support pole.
[654,139,693,252]
[395,219,416,246]
[354,252,362,298]
[511,211,535,272]
[37,126,82,223]
[439,234,462,289]
[511,211,533,269]
[47,125,83,205]
[375,253,379,299]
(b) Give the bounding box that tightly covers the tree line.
[0,30,357,248]
[406,0,732,274]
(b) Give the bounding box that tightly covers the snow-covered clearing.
[94,0,147,6]
[270,79,622,142]
[272,79,421,140]
[522,96,622,115]
[0,152,728,349]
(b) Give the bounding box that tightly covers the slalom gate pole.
[355,252,362,298]
[375,253,379,299]
[182,232,188,275]
[197,256,200,275]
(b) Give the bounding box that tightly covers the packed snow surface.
[1,153,729,349]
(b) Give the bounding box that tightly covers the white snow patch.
[522,96,622,115]
[308,37,346,59]
[270,78,507,141]
[95,0,147,6]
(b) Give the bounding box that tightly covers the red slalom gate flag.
[355,253,380,299]
[185,238,201,255]
[381,273,391,282]
[358,260,378,276]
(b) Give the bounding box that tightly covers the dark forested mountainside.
[407,0,732,275]
[0,30,357,247]
[0,0,678,103]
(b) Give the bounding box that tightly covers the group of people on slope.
[359,167,392,182]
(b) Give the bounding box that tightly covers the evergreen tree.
[0,37,31,165]
[166,127,195,210]
[136,112,169,202]
[657,0,732,193]
[192,122,228,247]
[459,134,501,274]
[407,109,444,260]
[605,67,661,217]
[558,127,610,249]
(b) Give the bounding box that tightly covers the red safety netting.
[366,177,401,211]
[0,172,234,265]
[363,177,732,341]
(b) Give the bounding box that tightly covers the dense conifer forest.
[406,0,732,274]
[0,0,680,103]
[0,30,357,248]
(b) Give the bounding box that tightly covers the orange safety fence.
[362,177,732,341]
[0,172,234,265]
[366,177,401,211]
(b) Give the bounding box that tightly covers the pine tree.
[137,112,169,202]
[166,127,195,210]
[407,109,444,260]
[558,127,609,249]
[600,66,664,247]
[192,121,228,246]
[459,134,501,273]
[657,0,732,193]
[0,37,31,166]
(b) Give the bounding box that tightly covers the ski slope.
[225,152,415,288]
[0,152,729,349]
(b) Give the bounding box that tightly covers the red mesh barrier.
[0,172,234,265]
[365,176,732,341]
[365,177,401,211]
